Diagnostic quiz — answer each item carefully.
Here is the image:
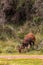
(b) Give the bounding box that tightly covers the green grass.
[0,32,43,55]
[0,59,43,65]
[0,50,43,56]
[35,33,43,44]
[0,39,43,55]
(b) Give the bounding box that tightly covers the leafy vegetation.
[0,0,43,54]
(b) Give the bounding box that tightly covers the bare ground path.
[0,55,43,59]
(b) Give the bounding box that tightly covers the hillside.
[0,0,43,54]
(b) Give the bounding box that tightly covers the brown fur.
[19,33,36,53]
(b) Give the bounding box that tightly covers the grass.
[35,33,43,45]
[0,59,43,65]
[0,39,43,55]
[0,50,43,56]
[0,32,43,55]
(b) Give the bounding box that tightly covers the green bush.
[0,34,6,41]
[18,33,24,39]
[33,16,42,25]
[3,46,16,53]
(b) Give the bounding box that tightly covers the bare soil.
[0,55,43,59]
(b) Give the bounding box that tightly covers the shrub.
[3,46,16,53]
[18,33,24,39]
[33,16,43,25]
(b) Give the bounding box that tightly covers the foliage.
[33,16,43,25]
[0,0,43,54]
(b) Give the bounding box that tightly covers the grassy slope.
[0,0,43,55]
[0,59,43,65]
[0,37,43,55]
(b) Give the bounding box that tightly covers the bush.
[18,33,24,39]
[33,16,42,25]
[0,34,7,41]
[3,46,16,53]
